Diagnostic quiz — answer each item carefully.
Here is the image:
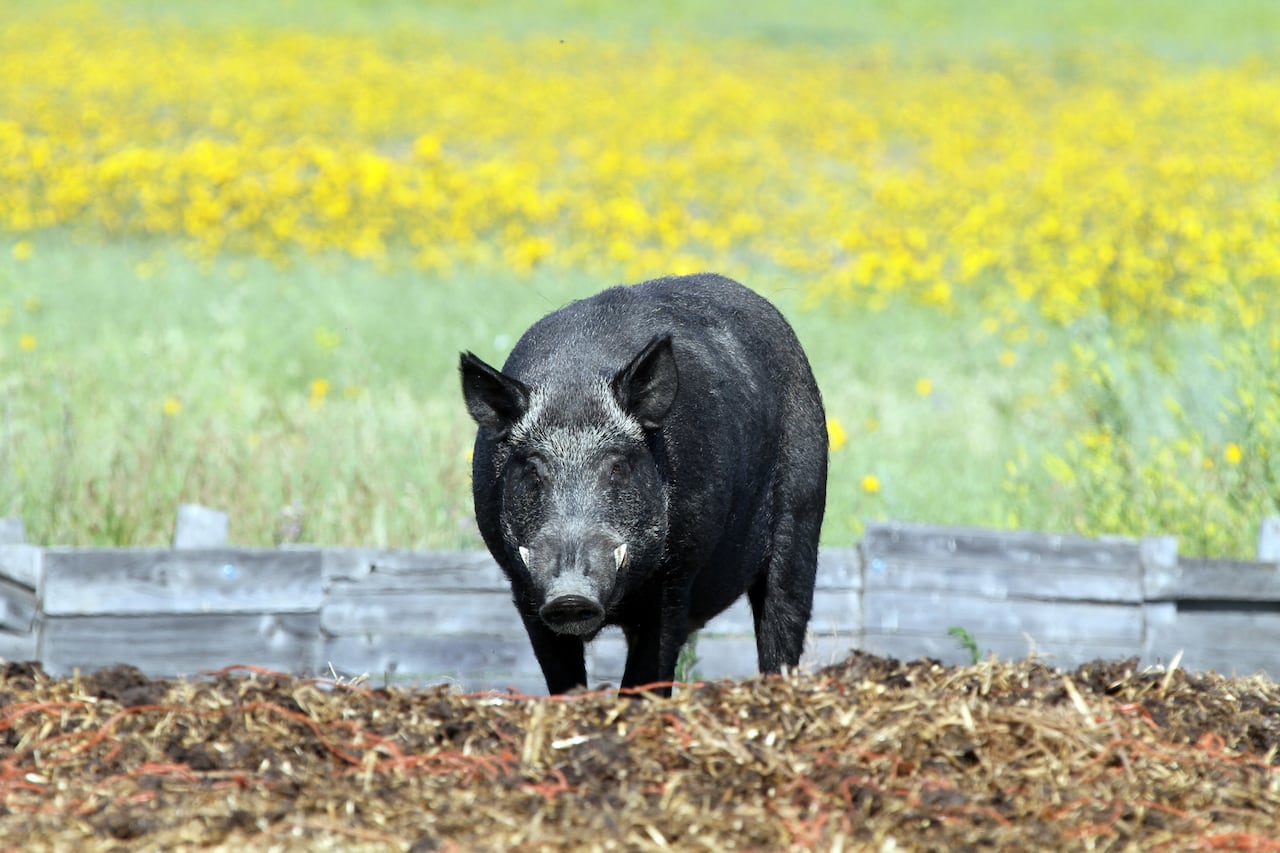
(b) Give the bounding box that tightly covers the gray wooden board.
[0,517,25,545]
[586,630,628,682]
[863,589,1144,645]
[863,556,1142,604]
[320,547,857,590]
[682,588,861,638]
[317,548,509,588]
[592,635,763,682]
[172,504,229,549]
[40,548,322,616]
[815,547,862,590]
[1143,557,1280,601]
[324,634,540,682]
[0,575,36,633]
[440,673,552,695]
[862,522,1142,602]
[588,630,862,685]
[1140,645,1277,678]
[0,630,37,662]
[686,636,761,678]
[861,631,1142,669]
[321,589,524,637]
[1146,607,1280,649]
[0,545,41,591]
[39,612,321,677]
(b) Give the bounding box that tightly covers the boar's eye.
[523,457,549,491]
[608,458,630,485]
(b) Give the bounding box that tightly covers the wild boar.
[460,273,827,695]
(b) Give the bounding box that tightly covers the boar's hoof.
[540,595,605,635]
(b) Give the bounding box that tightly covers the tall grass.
[2,1,1277,555]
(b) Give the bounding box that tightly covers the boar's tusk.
[518,546,532,567]
[613,543,628,570]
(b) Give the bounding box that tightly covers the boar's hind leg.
[522,615,589,694]
[749,523,819,674]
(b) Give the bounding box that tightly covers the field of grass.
[1,0,1277,555]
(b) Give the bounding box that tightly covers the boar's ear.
[459,352,530,437]
[612,334,678,430]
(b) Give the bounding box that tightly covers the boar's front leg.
[620,585,691,697]
[521,614,588,694]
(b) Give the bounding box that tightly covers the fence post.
[0,518,24,546]
[1259,516,1280,563]
[172,504,229,549]
[1138,534,1179,598]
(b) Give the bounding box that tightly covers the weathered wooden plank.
[1143,608,1280,677]
[1141,646,1277,679]
[39,612,321,677]
[816,547,862,590]
[1259,516,1280,562]
[698,597,755,634]
[324,634,541,684]
[1146,605,1280,648]
[318,548,510,589]
[589,629,865,684]
[861,631,1142,669]
[863,557,1142,604]
[172,504,229,549]
[589,632,763,685]
[321,589,523,637]
[684,636,761,678]
[0,518,24,545]
[0,545,41,591]
[0,629,37,662]
[812,589,862,632]
[861,522,1142,601]
[1143,557,1280,601]
[695,588,862,635]
[803,634,863,670]
[0,575,36,633]
[586,629,628,684]
[863,590,1144,645]
[40,548,322,615]
[321,548,858,591]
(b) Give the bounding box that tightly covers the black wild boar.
[459,273,827,695]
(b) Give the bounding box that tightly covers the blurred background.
[0,0,1276,555]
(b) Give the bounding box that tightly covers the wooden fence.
[1,506,1277,693]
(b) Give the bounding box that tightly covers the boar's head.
[460,335,677,637]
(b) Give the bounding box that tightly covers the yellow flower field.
[2,7,1278,330]
[1,3,1278,555]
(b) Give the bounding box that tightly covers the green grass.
[1,232,1083,548]
[3,0,1275,554]
[24,0,1280,59]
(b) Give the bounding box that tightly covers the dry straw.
[1,652,1278,850]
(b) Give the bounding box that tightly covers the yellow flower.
[162,396,182,417]
[1224,442,1243,466]
[308,378,330,408]
[999,349,1018,367]
[18,333,37,352]
[12,241,33,261]
[826,417,848,452]
[313,326,342,351]
[861,474,881,494]
[915,377,934,397]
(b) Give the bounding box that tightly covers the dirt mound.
[2,652,1278,851]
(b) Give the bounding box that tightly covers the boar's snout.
[539,593,606,636]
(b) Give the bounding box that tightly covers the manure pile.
[1,652,1278,851]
